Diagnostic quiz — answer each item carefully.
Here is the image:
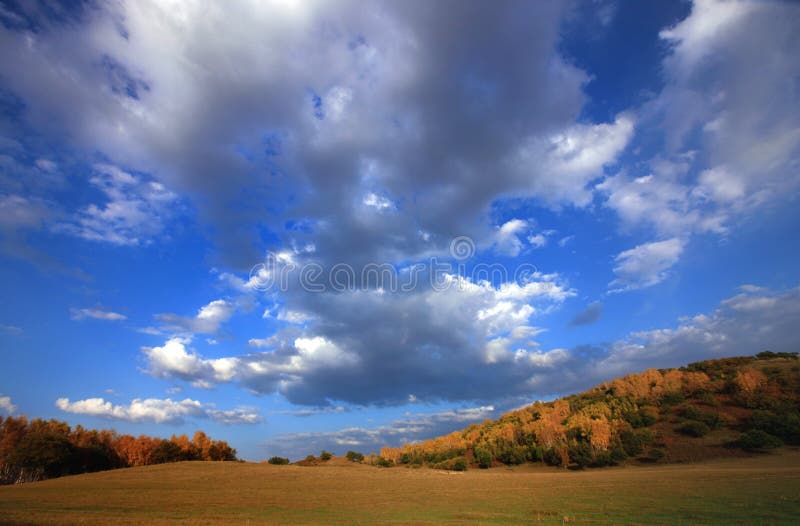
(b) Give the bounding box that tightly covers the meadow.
[1,450,798,525]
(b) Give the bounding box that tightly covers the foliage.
[0,417,236,485]
[345,450,364,462]
[677,420,711,437]
[736,430,783,451]
[319,450,332,461]
[474,446,492,469]
[432,456,467,471]
[267,456,290,465]
[383,353,800,471]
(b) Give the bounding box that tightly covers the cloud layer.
[55,396,261,425]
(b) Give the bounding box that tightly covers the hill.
[1,452,799,524]
[375,352,800,470]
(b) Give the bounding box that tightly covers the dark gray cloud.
[0,0,634,269]
[568,301,602,327]
[145,282,800,408]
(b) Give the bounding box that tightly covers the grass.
[1,450,799,525]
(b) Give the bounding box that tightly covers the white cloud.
[509,114,635,207]
[155,299,235,334]
[141,272,574,405]
[55,164,177,246]
[55,396,204,424]
[55,396,261,425]
[0,394,17,414]
[206,407,263,425]
[558,235,574,247]
[494,219,529,256]
[143,337,239,386]
[527,233,547,249]
[609,238,684,292]
[70,308,127,321]
[362,192,395,212]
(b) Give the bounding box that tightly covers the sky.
[0,0,799,461]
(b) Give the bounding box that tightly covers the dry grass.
[1,450,799,525]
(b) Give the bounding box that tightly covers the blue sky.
[1,0,799,460]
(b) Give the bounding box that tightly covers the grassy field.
[1,451,799,525]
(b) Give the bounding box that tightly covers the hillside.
[376,352,800,470]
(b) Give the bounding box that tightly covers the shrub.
[590,450,615,467]
[679,406,720,429]
[433,456,467,471]
[568,441,592,469]
[619,429,647,456]
[661,391,685,407]
[305,454,316,462]
[267,456,290,465]
[737,430,783,451]
[646,448,665,462]
[749,409,800,445]
[374,456,393,467]
[497,445,527,465]
[319,450,332,461]
[677,420,710,437]
[474,446,492,469]
[345,450,364,462]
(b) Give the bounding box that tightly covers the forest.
[369,352,800,471]
[0,417,236,484]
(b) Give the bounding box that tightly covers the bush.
[319,450,332,461]
[661,391,686,407]
[345,450,364,462]
[619,429,649,456]
[568,441,592,469]
[677,420,710,437]
[474,446,492,469]
[625,406,659,428]
[304,455,316,462]
[749,409,800,445]
[497,445,527,466]
[433,456,467,471]
[679,405,720,429]
[374,456,393,467]
[267,456,290,465]
[646,448,665,462]
[737,430,783,451]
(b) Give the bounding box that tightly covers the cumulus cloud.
[142,337,239,388]
[609,238,684,292]
[595,0,799,285]
[55,396,261,425]
[155,299,235,335]
[0,0,638,268]
[70,307,127,321]
[142,272,575,405]
[266,405,497,458]
[0,394,17,414]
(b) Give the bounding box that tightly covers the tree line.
[0,416,237,484]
